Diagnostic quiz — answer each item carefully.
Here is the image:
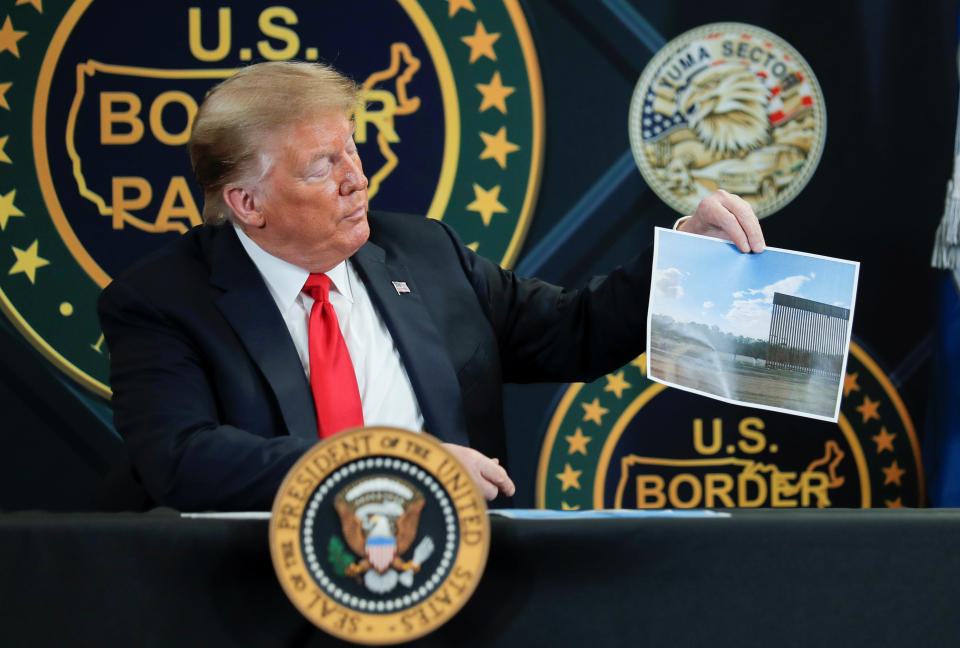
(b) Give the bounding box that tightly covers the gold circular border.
[34,0,115,290]
[400,0,459,227]
[627,22,826,219]
[499,0,545,270]
[535,380,585,508]
[269,427,490,645]
[536,342,922,509]
[849,342,925,504]
[0,0,112,398]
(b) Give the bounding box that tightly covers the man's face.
[250,111,370,272]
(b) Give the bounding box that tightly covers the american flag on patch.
[366,536,397,573]
[767,71,814,126]
[392,281,411,294]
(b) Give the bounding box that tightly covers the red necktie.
[302,273,364,438]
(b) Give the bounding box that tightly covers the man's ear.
[223,184,264,228]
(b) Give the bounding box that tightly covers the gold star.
[478,127,519,169]
[466,183,507,226]
[630,355,647,374]
[0,17,27,58]
[872,427,895,454]
[581,398,609,425]
[9,240,49,284]
[0,135,9,164]
[565,428,591,455]
[466,241,479,251]
[556,463,582,491]
[445,0,475,17]
[461,21,500,63]
[885,497,904,508]
[604,371,631,399]
[476,71,515,113]
[882,460,905,486]
[16,0,42,12]
[560,501,580,510]
[0,82,10,110]
[0,189,25,230]
[843,372,860,398]
[856,395,881,424]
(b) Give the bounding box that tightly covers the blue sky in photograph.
[651,229,859,340]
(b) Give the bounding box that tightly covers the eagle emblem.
[678,65,771,156]
[333,476,435,594]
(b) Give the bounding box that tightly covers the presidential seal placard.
[628,22,825,218]
[537,342,924,511]
[270,427,489,645]
[1,0,543,396]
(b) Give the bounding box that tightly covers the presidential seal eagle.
[334,476,434,593]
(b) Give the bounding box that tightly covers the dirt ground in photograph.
[649,338,840,417]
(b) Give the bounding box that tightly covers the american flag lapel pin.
[392,281,411,295]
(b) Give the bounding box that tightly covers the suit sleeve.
[431,219,654,384]
[98,279,313,511]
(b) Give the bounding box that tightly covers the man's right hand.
[442,443,516,501]
[681,189,766,253]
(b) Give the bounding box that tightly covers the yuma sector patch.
[1,0,543,396]
[629,22,825,218]
[270,427,489,645]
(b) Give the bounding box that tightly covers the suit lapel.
[352,241,470,446]
[208,226,317,441]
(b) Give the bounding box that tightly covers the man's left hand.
[680,189,766,253]
[442,443,516,501]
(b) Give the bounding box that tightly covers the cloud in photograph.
[721,273,814,339]
[722,297,771,339]
[702,301,714,309]
[654,267,685,299]
[737,273,812,302]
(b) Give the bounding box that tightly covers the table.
[2,509,958,647]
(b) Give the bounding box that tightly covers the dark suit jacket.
[98,211,653,511]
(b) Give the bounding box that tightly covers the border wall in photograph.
[766,293,850,377]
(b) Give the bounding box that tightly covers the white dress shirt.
[234,224,424,432]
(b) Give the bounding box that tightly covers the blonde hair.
[188,61,361,224]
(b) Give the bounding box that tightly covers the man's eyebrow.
[303,128,357,168]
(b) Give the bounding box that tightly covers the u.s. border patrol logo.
[537,342,924,510]
[1,0,543,396]
[270,427,489,645]
[628,22,825,218]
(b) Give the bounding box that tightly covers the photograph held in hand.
[647,227,859,421]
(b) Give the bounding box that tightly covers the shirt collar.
[233,223,354,309]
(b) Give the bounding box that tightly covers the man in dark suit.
[98,61,765,511]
